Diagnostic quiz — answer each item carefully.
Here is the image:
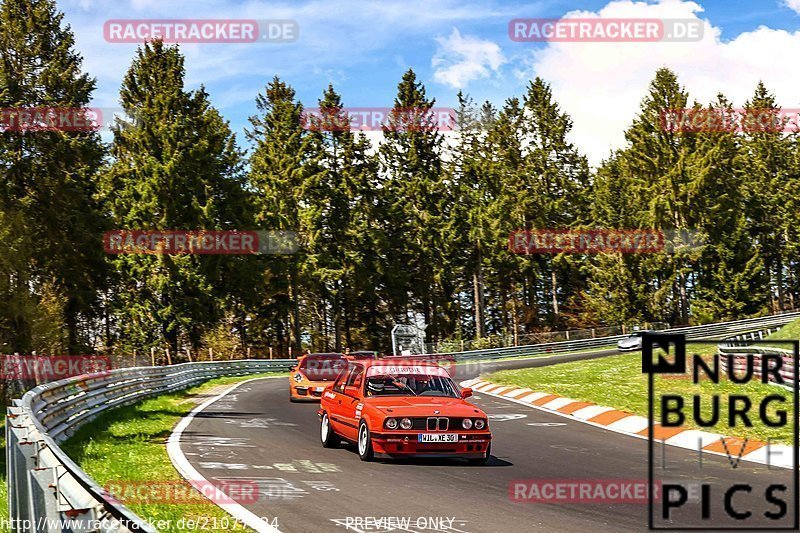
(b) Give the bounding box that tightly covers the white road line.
[167,376,284,533]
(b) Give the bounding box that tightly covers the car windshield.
[365,373,460,397]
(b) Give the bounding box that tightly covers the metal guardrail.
[6,311,800,532]
[718,344,795,388]
[445,311,800,361]
[717,330,797,389]
[6,359,295,532]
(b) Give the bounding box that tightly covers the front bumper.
[291,385,327,400]
[617,344,641,351]
[370,431,492,457]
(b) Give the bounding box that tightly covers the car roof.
[305,352,345,357]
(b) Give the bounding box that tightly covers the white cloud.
[520,0,800,165]
[783,0,800,15]
[432,28,506,88]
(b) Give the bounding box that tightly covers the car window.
[365,373,460,397]
[347,364,364,390]
[333,367,352,393]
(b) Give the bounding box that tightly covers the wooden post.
[269,347,273,360]
[185,347,193,362]
[165,348,172,365]
[209,347,214,361]
[133,349,137,367]
[150,346,156,366]
[247,347,251,359]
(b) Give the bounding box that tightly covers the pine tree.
[446,93,494,339]
[302,84,382,350]
[741,82,796,312]
[0,0,107,354]
[379,69,452,343]
[247,76,318,353]
[518,78,590,327]
[688,95,768,319]
[104,40,247,357]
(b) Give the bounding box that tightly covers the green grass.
[486,342,795,444]
[60,373,284,532]
[765,318,800,341]
[0,424,6,530]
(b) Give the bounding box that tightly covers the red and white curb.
[460,378,794,469]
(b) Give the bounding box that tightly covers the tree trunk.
[679,269,688,325]
[777,258,785,311]
[551,267,560,322]
[289,268,301,351]
[472,264,485,339]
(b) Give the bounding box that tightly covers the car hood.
[618,337,640,346]
[364,396,485,417]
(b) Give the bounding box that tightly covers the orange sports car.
[318,359,491,463]
[289,352,348,402]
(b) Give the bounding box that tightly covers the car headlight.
[400,418,412,430]
[385,418,398,429]
[293,373,303,383]
[462,418,473,429]
[474,419,485,430]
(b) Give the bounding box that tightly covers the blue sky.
[60,0,800,164]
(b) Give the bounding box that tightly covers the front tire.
[357,420,374,461]
[320,412,341,448]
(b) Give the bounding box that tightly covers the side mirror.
[344,385,360,397]
[461,387,473,399]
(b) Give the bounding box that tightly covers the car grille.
[403,417,471,430]
[426,417,448,431]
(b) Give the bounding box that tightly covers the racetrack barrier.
[444,311,800,362]
[6,311,800,531]
[6,359,294,532]
[718,337,796,389]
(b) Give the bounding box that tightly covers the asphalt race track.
[175,353,796,533]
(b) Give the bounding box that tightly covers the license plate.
[315,387,325,392]
[418,433,458,443]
